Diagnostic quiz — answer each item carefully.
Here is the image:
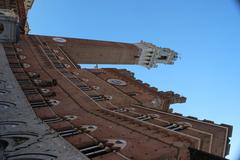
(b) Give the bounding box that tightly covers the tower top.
[135,41,178,69]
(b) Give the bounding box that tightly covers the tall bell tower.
[45,36,178,69]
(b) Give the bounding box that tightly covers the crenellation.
[203,119,215,124]
[186,116,198,120]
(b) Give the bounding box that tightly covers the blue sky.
[28,1,240,159]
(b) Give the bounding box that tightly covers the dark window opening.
[79,85,92,91]
[136,115,153,121]
[23,88,39,95]
[42,116,63,124]
[158,56,168,60]
[58,128,80,137]
[29,99,50,108]
[90,95,107,102]
[0,23,4,34]
[79,142,112,159]
[164,123,185,131]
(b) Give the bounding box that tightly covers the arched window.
[165,122,192,131]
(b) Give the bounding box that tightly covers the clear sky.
[28,1,240,159]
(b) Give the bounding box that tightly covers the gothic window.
[90,95,112,102]
[80,142,111,158]
[136,115,153,121]
[42,116,63,124]
[90,95,105,102]
[165,122,192,131]
[58,128,80,137]
[29,99,49,108]
[79,85,92,91]
[165,123,184,131]
[79,139,126,158]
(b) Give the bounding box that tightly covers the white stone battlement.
[135,41,178,69]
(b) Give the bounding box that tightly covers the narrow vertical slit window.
[90,95,105,102]
[23,88,39,95]
[79,139,126,158]
[58,128,81,137]
[136,115,153,121]
[79,85,92,91]
[42,116,63,124]
[164,122,191,131]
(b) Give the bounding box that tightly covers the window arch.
[165,122,192,131]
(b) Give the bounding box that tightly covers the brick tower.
[0,1,232,160]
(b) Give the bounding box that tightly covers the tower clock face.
[107,79,127,86]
